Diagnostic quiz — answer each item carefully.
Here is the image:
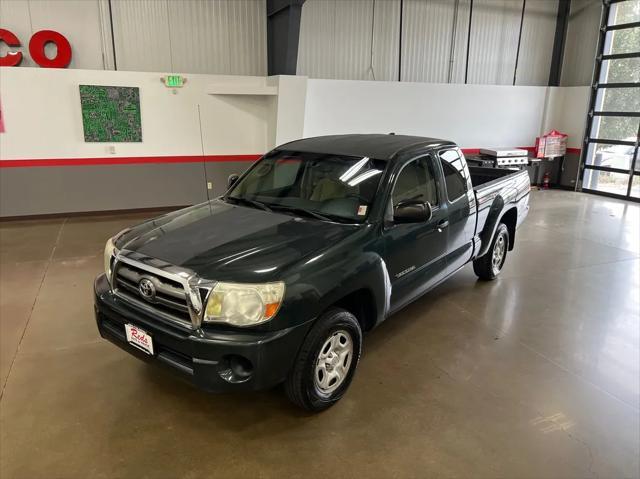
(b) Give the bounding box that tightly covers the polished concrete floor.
[1,190,638,478]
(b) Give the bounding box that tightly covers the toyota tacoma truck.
[94,134,530,411]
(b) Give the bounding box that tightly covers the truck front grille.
[113,262,192,325]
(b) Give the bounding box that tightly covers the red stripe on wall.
[0,147,583,168]
[0,154,262,168]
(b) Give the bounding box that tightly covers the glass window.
[598,58,640,83]
[392,158,438,207]
[606,28,640,55]
[228,151,386,222]
[586,142,638,171]
[583,169,633,195]
[590,117,639,142]
[631,175,640,198]
[439,149,469,202]
[608,0,640,25]
[596,88,640,113]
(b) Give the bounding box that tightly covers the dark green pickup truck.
[94,134,530,411]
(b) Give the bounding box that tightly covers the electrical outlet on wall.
[207,182,213,190]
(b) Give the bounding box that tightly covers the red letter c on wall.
[29,30,72,68]
[0,29,23,66]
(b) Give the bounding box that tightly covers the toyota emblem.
[138,278,156,301]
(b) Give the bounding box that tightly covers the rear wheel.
[473,223,509,280]
[285,308,362,412]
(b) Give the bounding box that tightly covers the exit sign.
[163,75,185,88]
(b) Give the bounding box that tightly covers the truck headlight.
[103,237,117,283]
[204,282,285,327]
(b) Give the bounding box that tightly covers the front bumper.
[94,274,313,392]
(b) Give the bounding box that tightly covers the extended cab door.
[383,155,449,313]
[436,148,476,273]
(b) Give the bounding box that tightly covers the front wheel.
[285,308,362,412]
[473,223,509,280]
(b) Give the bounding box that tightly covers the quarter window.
[439,149,469,202]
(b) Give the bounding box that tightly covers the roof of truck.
[276,134,456,161]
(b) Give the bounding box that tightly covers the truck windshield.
[227,150,386,223]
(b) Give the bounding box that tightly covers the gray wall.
[297,0,561,86]
[0,161,253,217]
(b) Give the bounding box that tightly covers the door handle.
[437,220,449,232]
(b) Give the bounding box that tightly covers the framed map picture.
[79,85,142,142]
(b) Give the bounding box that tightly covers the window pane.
[393,159,438,206]
[583,169,631,195]
[631,175,640,197]
[590,116,640,142]
[597,87,640,113]
[586,142,637,170]
[606,27,640,55]
[599,58,640,83]
[609,0,640,25]
[441,161,467,201]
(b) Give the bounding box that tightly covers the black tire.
[285,308,362,412]
[473,223,509,281]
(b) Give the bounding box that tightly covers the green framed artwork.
[79,85,142,142]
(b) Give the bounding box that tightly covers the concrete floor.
[0,190,638,478]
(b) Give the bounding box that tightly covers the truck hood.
[117,199,359,282]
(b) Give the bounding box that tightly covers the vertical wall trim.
[164,0,174,71]
[447,0,460,83]
[107,0,118,70]
[368,0,377,81]
[398,0,403,82]
[464,0,474,84]
[548,0,571,86]
[512,0,527,85]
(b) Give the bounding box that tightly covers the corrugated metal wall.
[297,0,561,86]
[111,0,267,75]
[297,0,400,81]
[0,0,267,75]
[561,0,602,86]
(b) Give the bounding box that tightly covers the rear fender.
[477,196,505,257]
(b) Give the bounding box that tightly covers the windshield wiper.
[270,204,349,223]
[227,196,272,212]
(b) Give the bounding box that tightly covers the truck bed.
[469,166,531,241]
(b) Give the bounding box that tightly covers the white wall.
[302,79,550,148]
[0,69,306,161]
[543,86,590,148]
[0,68,273,159]
[0,68,588,216]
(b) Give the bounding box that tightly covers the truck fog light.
[218,355,253,383]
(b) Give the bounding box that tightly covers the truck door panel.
[383,155,449,312]
[437,149,476,273]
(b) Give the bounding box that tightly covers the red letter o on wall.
[0,28,23,66]
[29,30,72,68]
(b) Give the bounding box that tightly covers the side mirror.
[227,174,240,189]
[393,200,433,223]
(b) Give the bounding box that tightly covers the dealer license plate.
[125,324,154,355]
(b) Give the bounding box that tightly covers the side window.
[392,157,438,207]
[439,149,470,202]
